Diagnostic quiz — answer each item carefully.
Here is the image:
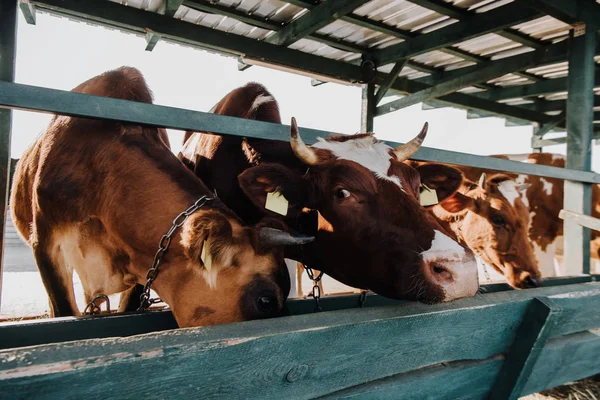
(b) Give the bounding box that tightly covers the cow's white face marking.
[540,178,553,195]
[497,180,520,206]
[313,136,403,189]
[421,230,467,262]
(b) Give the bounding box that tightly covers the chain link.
[83,294,111,315]
[303,264,323,312]
[137,195,215,311]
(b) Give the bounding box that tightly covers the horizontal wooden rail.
[559,209,600,231]
[1,282,599,398]
[2,81,599,183]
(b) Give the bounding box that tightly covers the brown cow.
[460,153,600,276]
[10,67,313,327]
[180,83,479,303]
[419,168,541,289]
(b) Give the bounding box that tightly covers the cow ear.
[439,192,476,213]
[488,173,513,185]
[416,163,464,202]
[238,163,308,218]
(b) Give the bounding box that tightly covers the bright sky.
[13,11,598,171]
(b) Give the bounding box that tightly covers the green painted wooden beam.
[3,81,599,182]
[237,57,252,71]
[371,2,541,66]
[518,0,600,25]
[164,0,184,18]
[361,82,375,132]
[19,0,36,25]
[374,60,406,106]
[489,297,562,400]
[377,40,569,114]
[265,0,369,46]
[1,283,600,398]
[144,28,160,51]
[0,0,18,310]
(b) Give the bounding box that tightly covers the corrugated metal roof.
[41,0,600,124]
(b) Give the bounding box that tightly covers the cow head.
[432,173,541,289]
[238,118,479,303]
[156,211,312,327]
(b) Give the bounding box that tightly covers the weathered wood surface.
[318,357,505,400]
[1,277,598,350]
[522,329,600,396]
[0,283,599,399]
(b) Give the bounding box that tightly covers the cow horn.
[393,122,428,161]
[478,173,487,190]
[258,227,315,247]
[290,117,319,166]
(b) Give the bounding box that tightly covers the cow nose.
[256,295,278,313]
[524,276,543,288]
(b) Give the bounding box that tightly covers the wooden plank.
[318,356,504,399]
[19,0,36,25]
[522,330,600,396]
[0,0,18,311]
[518,0,600,25]
[564,26,596,275]
[360,82,374,132]
[144,28,160,51]
[559,209,600,231]
[1,283,599,399]
[374,60,406,106]
[549,287,600,336]
[489,297,562,400]
[4,81,600,184]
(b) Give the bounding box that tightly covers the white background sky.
[12,11,598,171]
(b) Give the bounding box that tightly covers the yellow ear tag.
[200,240,212,272]
[265,190,288,216]
[420,184,439,206]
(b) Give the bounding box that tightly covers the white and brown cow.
[460,153,600,276]
[180,83,479,303]
[413,165,542,289]
[10,67,313,327]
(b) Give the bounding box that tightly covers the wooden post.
[0,0,18,308]
[361,82,375,133]
[564,23,596,275]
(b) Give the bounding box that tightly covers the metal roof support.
[361,82,375,133]
[531,113,566,151]
[374,60,407,106]
[372,2,540,66]
[376,40,569,114]
[265,0,370,46]
[145,29,161,52]
[164,0,184,18]
[237,57,252,71]
[564,23,597,276]
[518,0,600,25]
[19,0,36,25]
[0,0,18,310]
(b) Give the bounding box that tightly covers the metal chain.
[83,294,111,315]
[303,264,324,312]
[137,195,215,311]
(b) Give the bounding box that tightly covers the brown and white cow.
[10,67,313,327]
[179,83,479,303]
[460,153,600,276]
[415,167,542,289]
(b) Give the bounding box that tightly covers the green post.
[563,23,596,276]
[361,82,375,133]
[0,0,17,307]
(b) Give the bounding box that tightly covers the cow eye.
[335,188,351,199]
[491,214,506,227]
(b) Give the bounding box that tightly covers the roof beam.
[374,60,407,106]
[376,40,569,113]
[371,2,541,66]
[265,0,370,46]
[31,0,554,125]
[19,0,37,25]
[164,0,184,18]
[478,69,600,101]
[409,0,546,49]
[516,0,600,25]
